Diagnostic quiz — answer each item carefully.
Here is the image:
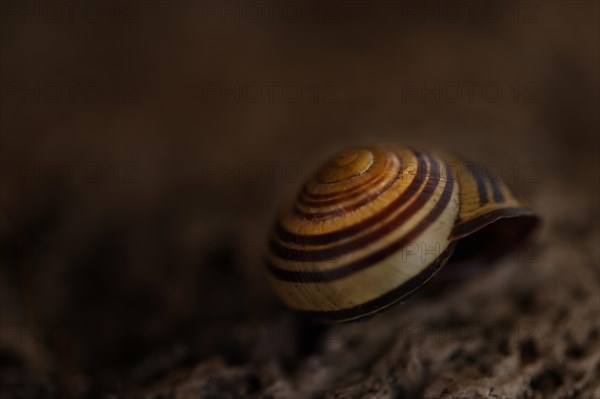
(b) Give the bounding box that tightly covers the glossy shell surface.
[266,145,538,322]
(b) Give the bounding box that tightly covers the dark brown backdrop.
[0,1,598,398]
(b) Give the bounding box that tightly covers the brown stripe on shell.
[465,162,488,205]
[275,151,427,247]
[293,151,403,220]
[271,153,437,261]
[295,241,457,322]
[267,159,454,282]
[487,175,506,203]
[298,154,401,207]
[301,150,401,201]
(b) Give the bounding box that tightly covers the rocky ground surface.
[124,180,600,399]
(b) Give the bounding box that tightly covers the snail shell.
[266,145,539,322]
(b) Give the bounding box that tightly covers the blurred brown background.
[0,1,598,398]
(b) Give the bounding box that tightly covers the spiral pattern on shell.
[266,145,539,322]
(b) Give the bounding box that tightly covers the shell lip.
[449,207,541,263]
[451,207,540,240]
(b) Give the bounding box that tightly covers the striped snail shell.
[266,145,539,322]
